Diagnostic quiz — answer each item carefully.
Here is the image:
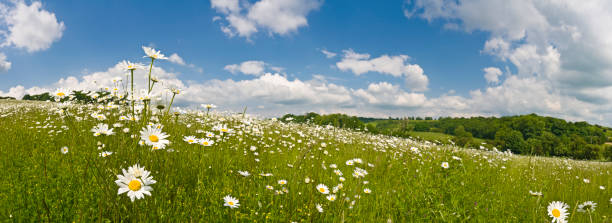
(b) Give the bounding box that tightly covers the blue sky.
[1,0,612,126]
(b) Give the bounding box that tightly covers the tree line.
[282,113,612,161]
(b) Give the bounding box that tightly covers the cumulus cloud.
[168,53,186,65]
[483,67,502,84]
[0,52,11,72]
[353,82,427,108]
[211,0,321,39]
[224,60,279,76]
[0,1,65,52]
[336,49,429,91]
[3,59,611,125]
[404,0,612,124]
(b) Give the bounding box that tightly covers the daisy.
[363,188,371,194]
[91,123,114,136]
[326,194,336,202]
[441,162,450,169]
[201,104,217,109]
[238,170,250,177]
[316,184,329,194]
[529,190,542,196]
[60,146,69,154]
[333,169,343,176]
[53,88,70,99]
[183,136,197,144]
[278,180,287,185]
[140,125,170,148]
[316,203,323,213]
[547,201,569,223]
[223,195,240,209]
[119,60,144,71]
[115,165,156,202]
[99,151,113,157]
[142,46,167,60]
[577,201,597,212]
[199,138,214,146]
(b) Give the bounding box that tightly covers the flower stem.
[130,69,135,116]
[166,93,176,116]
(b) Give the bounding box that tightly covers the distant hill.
[281,112,612,161]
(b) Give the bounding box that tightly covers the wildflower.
[441,162,449,169]
[99,151,113,157]
[115,164,156,202]
[316,184,329,194]
[278,180,287,185]
[238,171,250,177]
[529,190,542,196]
[199,138,214,146]
[599,186,605,190]
[91,123,114,136]
[60,146,68,154]
[326,194,336,202]
[577,201,597,212]
[346,160,354,166]
[183,136,197,144]
[266,185,274,190]
[140,125,170,148]
[316,204,323,213]
[53,88,70,100]
[583,178,590,184]
[142,46,167,60]
[547,201,569,223]
[364,188,371,194]
[119,60,144,71]
[223,195,240,209]
[304,177,311,184]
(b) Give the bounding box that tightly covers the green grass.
[0,100,610,222]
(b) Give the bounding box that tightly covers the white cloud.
[4,60,612,125]
[320,49,337,58]
[168,53,186,65]
[211,0,321,39]
[0,1,65,52]
[483,67,502,84]
[353,82,427,108]
[336,49,429,91]
[0,52,11,72]
[224,60,279,76]
[403,0,612,125]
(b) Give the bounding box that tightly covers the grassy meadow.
[0,100,610,222]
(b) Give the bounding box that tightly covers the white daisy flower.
[142,46,168,60]
[441,162,450,169]
[183,135,197,144]
[115,165,156,202]
[577,201,597,212]
[547,201,569,223]
[223,195,240,209]
[60,146,69,154]
[140,125,170,148]
[316,184,329,194]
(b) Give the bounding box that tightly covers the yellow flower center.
[149,135,159,142]
[56,92,65,97]
[128,65,133,69]
[319,188,325,193]
[221,129,228,132]
[152,54,157,58]
[188,140,194,143]
[203,141,209,145]
[228,201,234,206]
[552,209,560,218]
[128,180,141,191]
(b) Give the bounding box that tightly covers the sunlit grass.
[0,100,610,222]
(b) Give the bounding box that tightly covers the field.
[0,100,610,222]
